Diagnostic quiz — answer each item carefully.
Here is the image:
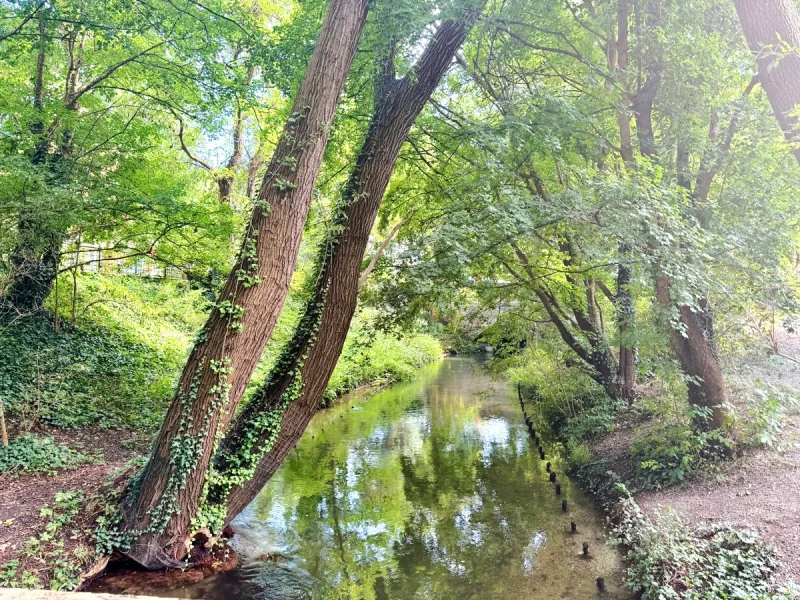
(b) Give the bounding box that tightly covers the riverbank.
[589,408,800,586]
[0,279,442,591]
[517,337,800,598]
[91,358,630,599]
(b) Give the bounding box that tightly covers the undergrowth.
[0,491,91,591]
[498,340,797,598]
[612,492,797,600]
[325,309,442,401]
[1,275,442,435]
[0,433,98,476]
[1,275,209,429]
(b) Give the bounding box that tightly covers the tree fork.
[120,0,371,569]
[214,9,484,527]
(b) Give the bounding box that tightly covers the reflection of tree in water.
[388,415,544,600]
[248,362,561,599]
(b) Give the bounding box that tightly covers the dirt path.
[0,428,144,565]
[588,335,800,586]
[637,420,800,584]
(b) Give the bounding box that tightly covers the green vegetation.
[613,494,797,600]
[1,274,440,434]
[0,491,89,591]
[1,275,208,430]
[0,0,798,593]
[325,310,443,401]
[0,434,97,476]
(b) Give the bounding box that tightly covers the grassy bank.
[0,273,441,590]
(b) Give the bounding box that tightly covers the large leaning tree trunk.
[734,0,800,166]
[207,10,482,528]
[121,0,370,569]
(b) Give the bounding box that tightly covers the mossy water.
[159,357,629,599]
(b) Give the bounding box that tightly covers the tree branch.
[0,1,44,43]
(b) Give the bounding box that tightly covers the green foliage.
[1,275,209,429]
[739,383,800,451]
[496,344,622,466]
[0,491,87,591]
[0,433,96,476]
[613,496,791,600]
[325,309,443,401]
[628,408,731,489]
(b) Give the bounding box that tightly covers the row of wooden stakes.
[517,384,607,593]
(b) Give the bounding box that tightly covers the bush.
[493,344,621,467]
[0,434,96,476]
[614,496,791,599]
[628,407,731,489]
[740,384,799,450]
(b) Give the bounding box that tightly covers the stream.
[156,357,629,599]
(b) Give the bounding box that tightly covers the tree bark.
[616,247,636,401]
[2,12,57,319]
[612,0,637,398]
[213,12,482,526]
[733,0,800,165]
[616,0,634,164]
[655,276,729,430]
[121,0,370,569]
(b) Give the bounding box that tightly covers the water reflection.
[168,358,629,599]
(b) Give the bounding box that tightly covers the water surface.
[168,357,628,599]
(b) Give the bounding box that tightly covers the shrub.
[614,496,790,599]
[0,434,96,476]
[628,407,731,490]
[740,384,799,450]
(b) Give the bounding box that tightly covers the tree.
[0,0,267,318]
[733,0,800,166]
[121,0,371,569]
[204,2,485,528]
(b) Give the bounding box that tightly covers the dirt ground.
[0,428,146,565]
[589,334,800,586]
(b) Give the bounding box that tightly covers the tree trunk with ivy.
[201,12,482,527]
[733,0,800,166]
[2,13,59,320]
[120,0,370,569]
[616,255,636,402]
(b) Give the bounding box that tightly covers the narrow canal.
[165,357,628,599]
